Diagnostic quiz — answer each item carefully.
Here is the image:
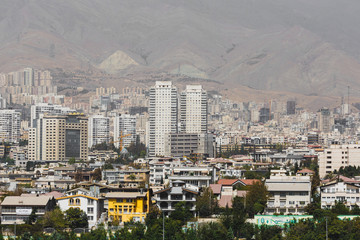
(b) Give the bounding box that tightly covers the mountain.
[1,0,360,98]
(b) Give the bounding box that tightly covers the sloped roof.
[240,179,261,186]
[210,184,222,195]
[1,195,54,206]
[219,195,233,208]
[217,179,242,186]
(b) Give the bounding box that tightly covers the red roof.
[217,179,242,186]
[297,168,315,174]
[240,179,261,186]
[219,195,233,208]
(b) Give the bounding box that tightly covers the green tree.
[68,157,76,165]
[170,201,193,225]
[37,207,67,231]
[65,207,88,229]
[196,187,218,217]
[246,181,268,217]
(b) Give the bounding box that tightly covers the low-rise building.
[153,180,198,216]
[265,170,311,215]
[0,195,56,224]
[57,188,104,228]
[105,189,150,223]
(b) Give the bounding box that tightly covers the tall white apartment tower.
[0,110,21,143]
[114,114,137,149]
[88,115,110,147]
[30,103,75,127]
[180,85,207,133]
[148,81,178,156]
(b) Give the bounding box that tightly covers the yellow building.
[105,190,150,223]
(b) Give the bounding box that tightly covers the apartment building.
[319,144,360,178]
[30,103,75,127]
[320,177,360,209]
[180,85,207,133]
[149,158,182,185]
[265,170,311,215]
[28,113,88,161]
[114,114,136,148]
[148,81,178,156]
[153,181,198,216]
[88,115,110,147]
[0,109,21,143]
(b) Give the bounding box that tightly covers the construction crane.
[110,131,132,153]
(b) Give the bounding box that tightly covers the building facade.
[28,113,88,161]
[148,81,178,156]
[114,114,136,148]
[180,85,207,133]
[88,115,110,148]
[0,109,21,143]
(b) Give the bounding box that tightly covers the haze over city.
[0,1,360,239]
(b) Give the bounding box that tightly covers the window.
[88,199,94,205]
[69,199,74,205]
[88,207,94,214]
[88,216,94,221]
[75,199,80,205]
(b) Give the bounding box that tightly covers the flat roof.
[1,195,53,206]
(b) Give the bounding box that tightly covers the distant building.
[88,115,110,147]
[318,108,333,133]
[30,103,75,128]
[286,100,296,115]
[114,114,136,148]
[164,132,215,158]
[259,107,271,123]
[148,81,178,156]
[0,109,21,143]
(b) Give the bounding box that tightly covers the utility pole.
[163,211,165,240]
[326,217,328,240]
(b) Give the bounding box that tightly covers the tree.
[65,207,88,229]
[68,157,76,165]
[92,168,102,181]
[26,208,38,224]
[245,181,268,217]
[196,187,218,217]
[37,207,67,231]
[170,201,193,225]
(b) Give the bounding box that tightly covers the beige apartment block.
[319,144,360,178]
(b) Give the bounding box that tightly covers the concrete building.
[180,85,207,133]
[265,170,311,215]
[57,188,104,228]
[168,166,216,188]
[318,108,333,133]
[319,144,360,178]
[30,103,75,128]
[28,113,88,161]
[153,181,198,216]
[286,100,296,115]
[0,195,56,224]
[0,109,21,143]
[88,115,110,147]
[164,132,215,158]
[320,177,360,209]
[114,114,136,148]
[148,81,178,156]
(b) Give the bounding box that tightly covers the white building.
[0,110,21,143]
[319,144,360,178]
[180,85,207,133]
[114,114,136,148]
[88,115,110,147]
[148,81,178,156]
[30,103,75,127]
[56,188,104,228]
[320,177,360,209]
[265,170,311,215]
